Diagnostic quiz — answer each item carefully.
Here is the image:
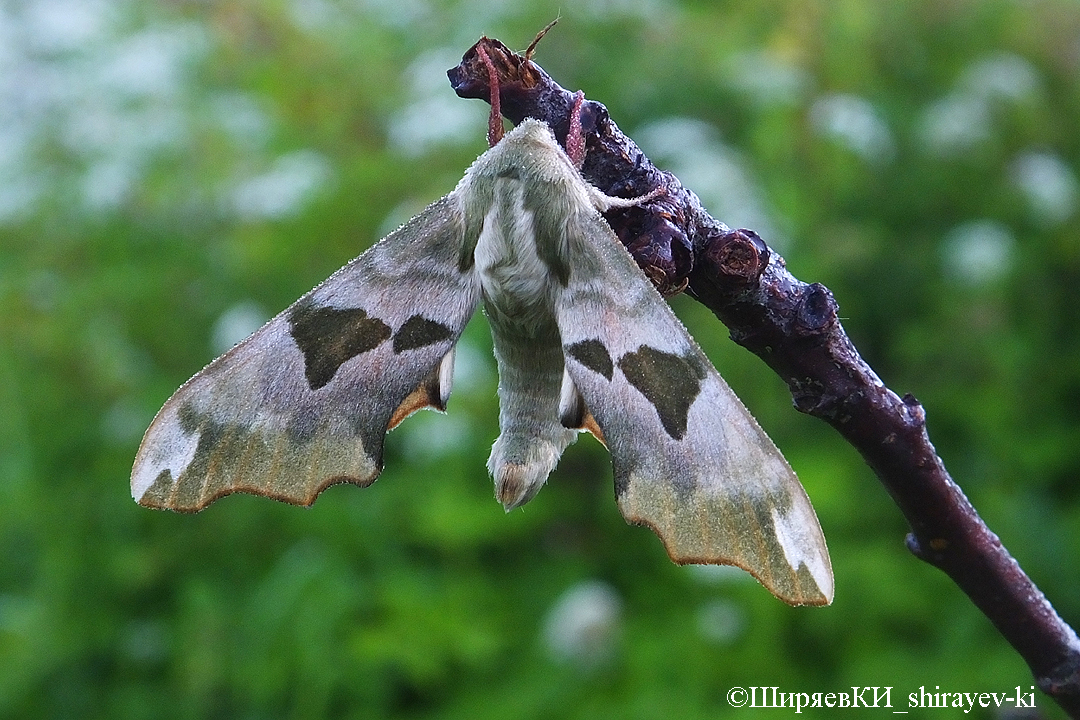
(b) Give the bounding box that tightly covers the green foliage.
[1,0,1077,717]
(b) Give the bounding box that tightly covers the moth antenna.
[524,17,560,63]
[476,44,503,146]
[566,90,586,169]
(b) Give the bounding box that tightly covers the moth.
[131,118,833,606]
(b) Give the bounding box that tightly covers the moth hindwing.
[132,118,832,606]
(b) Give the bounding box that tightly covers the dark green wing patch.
[393,315,454,353]
[565,339,614,380]
[288,299,391,390]
[616,346,706,440]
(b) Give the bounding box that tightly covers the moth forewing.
[132,196,481,511]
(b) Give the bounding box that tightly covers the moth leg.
[476,44,504,147]
[565,90,586,168]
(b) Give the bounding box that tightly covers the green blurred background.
[2,0,1078,717]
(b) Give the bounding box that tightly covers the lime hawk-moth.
[131,118,833,606]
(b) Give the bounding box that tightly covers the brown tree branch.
[448,37,1080,717]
